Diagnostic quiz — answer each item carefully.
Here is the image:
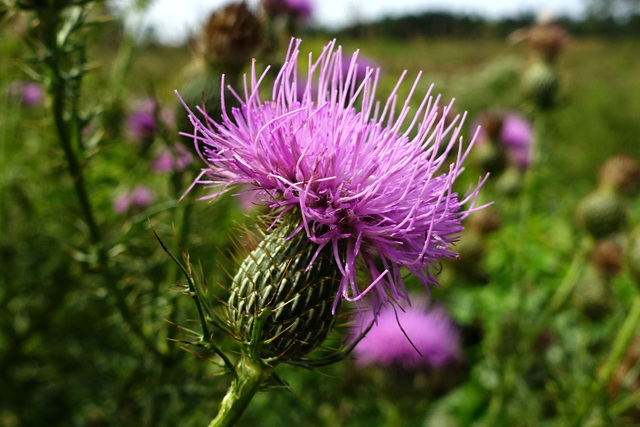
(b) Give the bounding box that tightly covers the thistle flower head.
[180,39,485,317]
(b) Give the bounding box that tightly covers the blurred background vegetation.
[2,0,640,426]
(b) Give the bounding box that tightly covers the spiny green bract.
[227,219,342,362]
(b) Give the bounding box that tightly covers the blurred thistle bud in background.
[575,188,627,239]
[198,1,264,75]
[598,155,640,197]
[176,2,263,148]
[511,11,567,110]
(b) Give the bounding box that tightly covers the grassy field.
[3,6,640,426]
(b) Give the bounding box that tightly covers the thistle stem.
[573,294,640,425]
[39,6,163,360]
[208,354,274,427]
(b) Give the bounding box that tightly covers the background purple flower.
[500,113,534,170]
[474,111,534,170]
[126,98,174,143]
[341,54,381,88]
[261,0,313,21]
[7,81,45,107]
[113,186,155,215]
[126,99,157,143]
[113,192,132,215]
[131,186,154,209]
[352,301,462,369]
[180,39,486,316]
[151,143,194,173]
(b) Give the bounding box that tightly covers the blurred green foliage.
[2,3,640,427]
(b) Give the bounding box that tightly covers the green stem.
[39,7,162,360]
[208,354,274,427]
[573,294,640,425]
[536,237,590,327]
[43,11,102,246]
[610,387,640,417]
[516,236,590,355]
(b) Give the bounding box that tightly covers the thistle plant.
[176,38,487,426]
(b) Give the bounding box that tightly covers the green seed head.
[473,140,507,175]
[495,167,524,198]
[572,270,611,321]
[522,60,559,109]
[575,189,626,239]
[227,218,342,363]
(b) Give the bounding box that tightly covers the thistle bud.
[198,2,263,73]
[522,60,559,109]
[526,22,568,63]
[575,189,626,239]
[227,218,342,362]
[465,207,502,235]
[590,237,623,276]
[572,270,611,321]
[473,140,507,176]
[495,166,524,198]
[598,155,640,197]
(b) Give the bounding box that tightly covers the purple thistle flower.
[113,192,132,215]
[152,143,194,173]
[341,54,380,88]
[285,0,313,20]
[125,98,174,143]
[500,113,534,170]
[126,99,157,143]
[7,81,45,107]
[474,111,534,171]
[352,300,462,368]
[21,82,45,106]
[113,186,155,215]
[179,39,486,316]
[131,185,155,209]
[262,0,313,21]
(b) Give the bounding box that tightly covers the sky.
[111,0,585,45]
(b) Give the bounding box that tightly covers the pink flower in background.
[113,186,155,215]
[113,192,132,215]
[151,144,193,173]
[261,0,313,21]
[341,54,381,88]
[500,114,534,170]
[7,81,45,107]
[126,98,175,143]
[474,111,534,170]
[126,99,157,143]
[352,301,462,369]
[131,186,154,208]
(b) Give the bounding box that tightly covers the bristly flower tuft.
[178,38,487,317]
